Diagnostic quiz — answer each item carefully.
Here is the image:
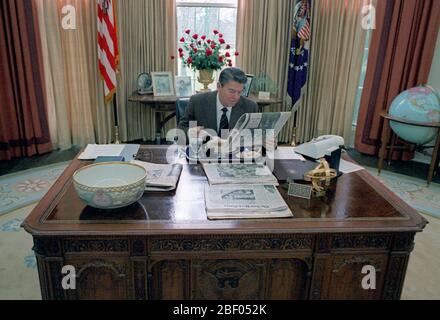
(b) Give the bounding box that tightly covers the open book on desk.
[130,160,183,191]
[205,184,292,220]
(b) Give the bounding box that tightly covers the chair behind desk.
[176,98,190,125]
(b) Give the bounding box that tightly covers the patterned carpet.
[0,162,69,216]
[0,165,439,299]
[365,167,440,219]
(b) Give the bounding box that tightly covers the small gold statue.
[304,158,337,197]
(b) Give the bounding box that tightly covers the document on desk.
[130,160,183,191]
[202,163,278,186]
[266,146,306,161]
[78,144,140,160]
[339,159,365,174]
[205,184,293,219]
[78,144,125,160]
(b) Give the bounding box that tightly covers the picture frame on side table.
[151,72,175,96]
[175,76,192,97]
[242,74,254,97]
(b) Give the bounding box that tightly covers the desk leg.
[427,130,440,185]
[378,118,391,175]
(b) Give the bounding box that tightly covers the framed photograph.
[151,72,175,96]
[175,76,192,97]
[242,74,254,97]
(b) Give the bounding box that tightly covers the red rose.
[185,29,191,34]
[235,51,239,56]
[219,33,223,38]
[225,52,231,57]
[226,44,231,49]
[210,43,216,49]
[201,35,206,40]
[187,57,193,64]
[192,34,199,40]
[228,62,233,67]
[218,56,224,63]
[178,47,183,52]
[207,39,211,44]
[213,29,219,35]
[219,38,225,44]
[206,48,213,56]
[179,37,185,42]
[193,48,198,53]
[179,52,184,58]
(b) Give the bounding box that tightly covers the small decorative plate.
[137,72,153,95]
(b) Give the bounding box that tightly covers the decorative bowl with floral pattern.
[73,162,147,209]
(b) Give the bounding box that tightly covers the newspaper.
[78,144,125,160]
[201,112,292,155]
[205,184,293,219]
[130,160,183,191]
[202,163,278,185]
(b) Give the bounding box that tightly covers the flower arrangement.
[177,29,239,71]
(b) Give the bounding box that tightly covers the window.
[176,0,238,91]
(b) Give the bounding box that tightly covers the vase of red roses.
[178,28,239,92]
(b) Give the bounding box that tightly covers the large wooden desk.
[128,92,283,143]
[23,146,427,300]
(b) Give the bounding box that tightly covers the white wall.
[428,30,440,91]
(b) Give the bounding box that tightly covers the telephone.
[294,135,345,159]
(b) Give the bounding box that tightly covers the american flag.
[287,0,311,109]
[97,0,119,103]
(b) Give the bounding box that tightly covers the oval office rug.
[0,162,69,216]
[365,167,440,219]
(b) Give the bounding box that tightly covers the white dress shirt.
[216,94,232,134]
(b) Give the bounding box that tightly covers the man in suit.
[178,67,258,142]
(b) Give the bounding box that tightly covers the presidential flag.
[97,0,119,103]
[287,0,311,110]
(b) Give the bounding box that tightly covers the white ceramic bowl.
[73,162,147,209]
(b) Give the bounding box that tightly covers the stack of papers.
[131,160,183,191]
[78,144,125,160]
[202,163,278,186]
[266,146,306,161]
[205,184,292,220]
[78,144,140,161]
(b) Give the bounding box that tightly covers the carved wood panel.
[324,253,388,300]
[64,258,131,300]
[192,260,265,300]
[150,260,189,300]
[265,259,309,300]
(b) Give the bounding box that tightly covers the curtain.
[116,0,177,142]
[36,0,114,149]
[0,0,52,160]
[236,0,296,143]
[355,0,440,158]
[297,0,367,143]
[37,0,176,147]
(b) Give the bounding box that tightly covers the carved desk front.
[23,145,427,300]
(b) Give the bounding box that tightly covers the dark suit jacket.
[178,91,258,136]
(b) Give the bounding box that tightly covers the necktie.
[218,107,229,135]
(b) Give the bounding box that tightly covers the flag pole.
[113,94,120,144]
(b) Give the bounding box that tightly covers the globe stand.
[378,111,440,185]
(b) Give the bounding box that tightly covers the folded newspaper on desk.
[201,112,291,155]
[130,160,183,191]
[202,163,278,185]
[205,184,293,219]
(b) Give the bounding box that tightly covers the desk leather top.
[23,145,427,236]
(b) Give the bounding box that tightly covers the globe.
[389,85,440,145]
